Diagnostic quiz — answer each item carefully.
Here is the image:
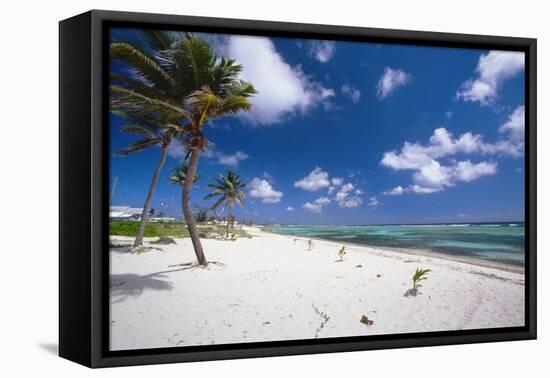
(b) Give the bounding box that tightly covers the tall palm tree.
[111,31,256,264]
[110,32,220,247]
[113,122,184,248]
[205,170,247,238]
[179,84,255,263]
[110,31,194,248]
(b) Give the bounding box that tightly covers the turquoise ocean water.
[265,223,525,267]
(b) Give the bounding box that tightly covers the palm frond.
[110,43,175,89]
[169,37,217,93]
[208,196,226,211]
[140,30,190,51]
[119,124,158,137]
[204,170,247,210]
[168,162,200,185]
[110,72,158,98]
[211,57,244,95]
[412,268,432,289]
[204,189,225,198]
[116,138,161,156]
[110,85,191,123]
[226,80,257,97]
[213,95,253,117]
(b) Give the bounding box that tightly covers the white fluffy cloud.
[303,196,331,213]
[340,197,363,208]
[335,183,354,201]
[167,143,249,167]
[216,151,249,166]
[382,156,497,195]
[167,140,186,159]
[411,160,454,191]
[453,160,498,182]
[456,51,524,105]
[410,159,497,193]
[249,178,283,203]
[382,186,405,196]
[296,168,365,209]
[381,107,524,172]
[382,159,497,195]
[335,183,363,208]
[341,82,361,103]
[331,177,343,186]
[328,177,343,194]
[225,36,335,124]
[367,197,380,208]
[308,40,336,63]
[294,167,331,191]
[379,106,525,195]
[377,67,411,99]
[285,206,294,212]
[499,105,525,142]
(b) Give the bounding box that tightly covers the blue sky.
[110,28,525,225]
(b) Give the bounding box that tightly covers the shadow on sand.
[110,266,196,300]
[110,273,173,298]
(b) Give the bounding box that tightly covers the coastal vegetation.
[109,220,251,239]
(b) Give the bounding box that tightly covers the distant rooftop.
[110,206,143,218]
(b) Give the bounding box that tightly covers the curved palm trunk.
[182,148,208,266]
[133,143,168,248]
[226,206,232,238]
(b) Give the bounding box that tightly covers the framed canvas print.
[59,10,537,368]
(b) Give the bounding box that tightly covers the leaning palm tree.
[111,31,256,264]
[113,122,184,248]
[205,170,248,238]
[177,70,255,264]
[110,31,193,248]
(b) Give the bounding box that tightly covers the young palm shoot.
[412,268,432,289]
[405,268,432,297]
[337,246,346,262]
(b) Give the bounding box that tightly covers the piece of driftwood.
[360,315,374,326]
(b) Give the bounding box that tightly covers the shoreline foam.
[262,226,525,273]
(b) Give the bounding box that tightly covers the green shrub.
[109,221,190,237]
[109,221,252,239]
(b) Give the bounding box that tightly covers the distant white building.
[110,206,176,222]
[216,220,238,226]
[149,216,176,223]
[110,206,144,221]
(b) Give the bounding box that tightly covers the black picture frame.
[59,9,537,368]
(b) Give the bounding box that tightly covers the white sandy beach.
[109,227,524,351]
